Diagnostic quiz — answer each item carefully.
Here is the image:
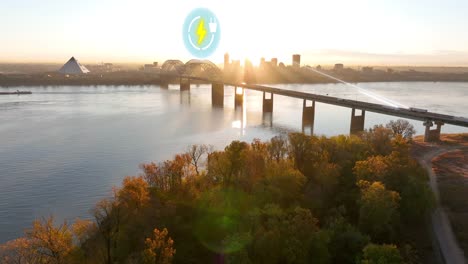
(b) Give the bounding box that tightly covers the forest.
[0,120,435,264]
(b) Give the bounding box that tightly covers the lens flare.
[306,67,408,108]
[193,188,252,254]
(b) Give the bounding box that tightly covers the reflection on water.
[0,82,467,242]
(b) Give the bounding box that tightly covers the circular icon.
[183,8,220,58]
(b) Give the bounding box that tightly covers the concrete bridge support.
[159,76,169,89]
[424,120,444,142]
[211,82,224,107]
[262,112,273,127]
[302,100,315,134]
[235,87,244,107]
[180,77,190,91]
[263,92,273,113]
[350,108,365,134]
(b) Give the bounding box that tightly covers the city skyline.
[1,0,468,66]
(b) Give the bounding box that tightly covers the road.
[418,146,467,264]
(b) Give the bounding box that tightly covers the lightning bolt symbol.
[196,18,207,46]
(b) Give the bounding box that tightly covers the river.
[0,82,467,242]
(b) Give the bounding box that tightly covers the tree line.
[0,120,434,264]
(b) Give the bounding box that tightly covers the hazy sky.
[1,0,468,66]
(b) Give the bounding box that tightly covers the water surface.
[0,82,467,242]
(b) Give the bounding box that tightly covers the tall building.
[231,60,241,73]
[260,57,266,69]
[224,53,230,70]
[292,54,301,68]
[271,58,278,67]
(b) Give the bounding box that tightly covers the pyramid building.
[58,57,90,74]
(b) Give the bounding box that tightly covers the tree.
[308,230,331,264]
[257,161,306,207]
[288,133,314,173]
[186,144,210,175]
[117,176,150,213]
[326,217,369,264]
[251,205,319,264]
[385,119,416,140]
[360,243,403,264]
[92,195,121,264]
[354,155,389,183]
[361,125,394,156]
[0,217,96,264]
[207,151,233,186]
[268,135,288,162]
[142,228,175,264]
[25,216,74,264]
[288,133,325,180]
[224,141,250,179]
[358,181,400,242]
[0,237,38,264]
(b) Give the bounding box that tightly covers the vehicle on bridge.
[409,107,428,113]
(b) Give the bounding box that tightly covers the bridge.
[157,59,468,142]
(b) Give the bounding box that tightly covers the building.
[231,60,241,72]
[292,54,301,68]
[362,66,373,73]
[271,58,278,67]
[224,53,230,70]
[104,63,113,72]
[334,63,344,71]
[143,62,160,73]
[58,57,90,75]
[260,57,266,69]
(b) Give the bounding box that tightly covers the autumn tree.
[25,216,74,264]
[361,125,394,156]
[325,216,370,264]
[207,150,233,186]
[354,155,389,183]
[358,181,400,242]
[288,133,315,173]
[251,205,319,264]
[385,119,416,140]
[186,144,211,175]
[0,237,38,264]
[360,243,403,264]
[117,176,150,213]
[92,195,121,264]
[268,135,288,162]
[142,228,176,264]
[256,161,306,207]
[140,162,164,189]
[224,140,250,180]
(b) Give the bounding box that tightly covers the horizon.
[1,0,468,66]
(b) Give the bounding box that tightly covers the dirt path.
[417,146,467,264]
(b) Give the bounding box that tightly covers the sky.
[1,0,468,66]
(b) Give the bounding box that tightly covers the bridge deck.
[164,74,468,128]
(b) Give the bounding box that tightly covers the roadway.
[163,74,468,128]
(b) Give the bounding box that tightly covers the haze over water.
[0,82,467,242]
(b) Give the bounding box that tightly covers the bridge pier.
[180,77,190,91]
[424,120,444,142]
[262,92,273,113]
[350,108,365,134]
[235,87,244,107]
[211,82,224,107]
[302,100,315,135]
[159,76,169,89]
[262,112,273,127]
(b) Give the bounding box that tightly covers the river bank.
[412,134,468,264]
[2,67,468,87]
